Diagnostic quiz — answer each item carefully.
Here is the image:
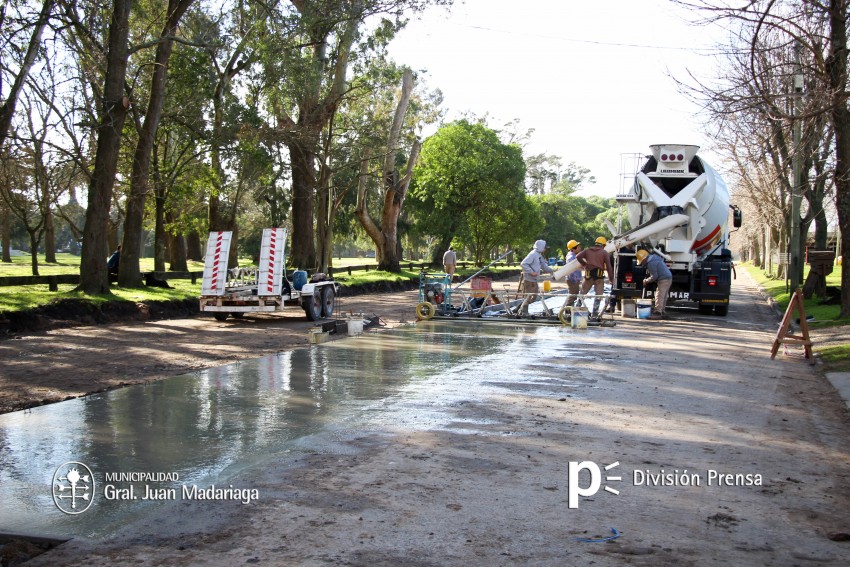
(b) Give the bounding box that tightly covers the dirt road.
[9,273,850,566]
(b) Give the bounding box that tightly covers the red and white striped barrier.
[201,231,232,296]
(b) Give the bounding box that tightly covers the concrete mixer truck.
[554,144,741,316]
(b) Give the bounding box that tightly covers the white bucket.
[621,299,636,318]
[347,318,364,335]
[571,308,588,329]
[636,300,652,319]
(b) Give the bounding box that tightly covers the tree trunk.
[154,186,167,272]
[1,206,10,263]
[377,141,420,272]
[355,69,420,273]
[432,232,455,266]
[752,232,761,267]
[826,0,850,317]
[43,207,55,263]
[186,230,202,261]
[289,143,316,269]
[78,0,132,294]
[28,231,40,276]
[168,222,188,272]
[119,0,192,287]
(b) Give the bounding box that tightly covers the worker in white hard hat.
[517,239,554,316]
[637,249,673,320]
[576,236,614,319]
[564,239,583,308]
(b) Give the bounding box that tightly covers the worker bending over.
[637,249,673,320]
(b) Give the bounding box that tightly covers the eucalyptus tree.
[263,0,451,270]
[117,0,195,286]
[149,6,219,270]
[69,0,134,294]
[354,67,422,272]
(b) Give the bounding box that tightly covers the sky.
[385,0,730,198]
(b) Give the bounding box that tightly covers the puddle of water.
[0,321,593,540]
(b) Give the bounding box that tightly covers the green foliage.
[409,120,534,262]
[530,194,621,258]
[739,263,848,327]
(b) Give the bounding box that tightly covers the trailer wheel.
[213,313,229,322]
[416,301,435,321]
[714,303,729,316]
[303,289,323,321]
[558,305,572,326]
[321,286,336,317]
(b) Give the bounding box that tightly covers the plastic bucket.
[471,276,493,298]
[347,318,364,335]
[621,299,636,318]
[292,270,308,290]
[636,300,652,319]
[571,308,588,329]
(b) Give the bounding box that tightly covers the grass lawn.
[0,253,518,314]
[740,262,849,372]
[739,262,847,327]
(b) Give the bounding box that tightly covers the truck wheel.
[714,303,729,316]
[321,286,336,317]
[416,302,435,321]
[303,289,323,321]
[213,313,229,321]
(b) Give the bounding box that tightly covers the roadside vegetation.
[0,253,519,313]
[740,262,849,372]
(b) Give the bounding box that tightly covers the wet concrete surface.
[9,271,850,565]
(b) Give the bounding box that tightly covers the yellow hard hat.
[595,236,607,246]
[636,249,649,263]
[567,239,580,251]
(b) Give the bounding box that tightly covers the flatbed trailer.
[199,228,338,322]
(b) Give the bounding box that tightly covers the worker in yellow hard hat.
[564,240,583,308]
[637,248,673,320]
[576,236,614,319]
